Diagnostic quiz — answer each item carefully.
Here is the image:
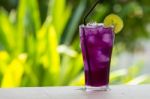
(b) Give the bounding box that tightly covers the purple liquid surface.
[79,24,114,87]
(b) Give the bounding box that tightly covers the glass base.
[85,85,109,91]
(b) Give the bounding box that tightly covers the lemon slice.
[104,14,124,34]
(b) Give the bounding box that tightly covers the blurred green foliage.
[0,0,149,87]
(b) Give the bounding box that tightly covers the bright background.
[0,0,149,87]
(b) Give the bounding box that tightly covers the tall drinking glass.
[79,23,114,91]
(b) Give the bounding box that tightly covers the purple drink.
[79,23,114,91]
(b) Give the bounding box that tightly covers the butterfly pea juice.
[79,24,114,89]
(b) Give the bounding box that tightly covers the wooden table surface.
[0,85,149,99]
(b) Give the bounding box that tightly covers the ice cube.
[97,27,103,34]
[97,51,110,62]
[102,34,112,43]
[87,22,97,27]
[88,35,96,44]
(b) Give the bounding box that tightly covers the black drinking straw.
[84,0,104,25]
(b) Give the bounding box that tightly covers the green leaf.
[63,0,87,45]
[110,69,128,84]
[0,9,15,52]
[48,0,71,39]
[122,61,144,83]
[39,21,60,86]
[127,74,150,85]
[69,73,84,86]
[17,0,40,53]
[60,52,83,85]
[1,54,27,88]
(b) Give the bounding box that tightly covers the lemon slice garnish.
[104,14,124,34]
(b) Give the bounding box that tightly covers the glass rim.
[79,23,114,29]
